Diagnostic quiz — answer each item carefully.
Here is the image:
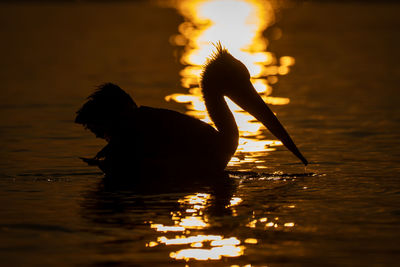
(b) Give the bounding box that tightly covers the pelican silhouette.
[76,46,307,179]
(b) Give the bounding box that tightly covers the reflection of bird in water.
[81,172,236,228]
[75,45,307,180]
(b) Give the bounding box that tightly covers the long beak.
[229,81,308,166]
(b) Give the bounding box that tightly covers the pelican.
[76,46,307,179]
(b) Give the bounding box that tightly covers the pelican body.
[76,47,307,179]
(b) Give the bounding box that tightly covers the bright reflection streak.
[170,245,244,261]
[228,197,243,207]
[191,242,203,247]
[244,238,258,244]
[284,222,295,227]
[151,224,185,232]
[158,235,222,245]
[165,0,296,168]
[210,237,241,246]
[180,216,208,228]
[146,241,158,247]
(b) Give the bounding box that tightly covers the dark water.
[1,1,400,266]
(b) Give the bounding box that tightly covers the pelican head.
[201,45,308,165]
[201,46,250,98]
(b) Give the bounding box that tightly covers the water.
[1,1,400,266]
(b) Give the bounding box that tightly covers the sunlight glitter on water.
[246,215,296,230]
[165,0,295,167]
[147,193,247,261]
[149,0,299,262]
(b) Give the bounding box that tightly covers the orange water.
[0,1,399,266]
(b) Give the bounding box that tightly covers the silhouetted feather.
[75,83,137,127]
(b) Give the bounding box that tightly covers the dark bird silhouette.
[75,46,307,180]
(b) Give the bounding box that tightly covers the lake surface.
[0,1,399,266]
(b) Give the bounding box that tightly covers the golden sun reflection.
[148,0,299,262]
[146,192,296,262]
[165,0,295,168]
[147,193,246,261]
